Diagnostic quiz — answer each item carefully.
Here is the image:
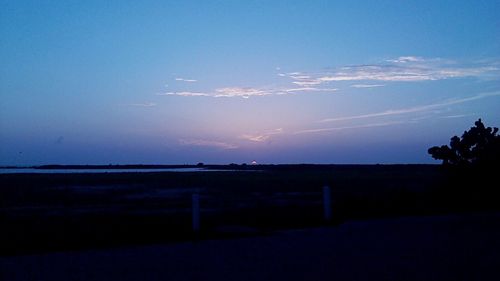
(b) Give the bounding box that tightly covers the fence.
[190,186,333,233]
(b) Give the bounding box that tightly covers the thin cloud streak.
[129,102,157,107]
[214,87,270,98]
[240,134,270,142]
[440,114,475,119]
[386,56,424,63]
[158,86,338,98]
[351,84,385,88]
[175,77,197,82]
[240,128,284,142]
[320,91,500,123]
[179,139,238,149]
[292,80,322,86]
[294,121,409,135]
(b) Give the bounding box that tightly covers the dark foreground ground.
[1,165,499,256]
[2,213,500,281]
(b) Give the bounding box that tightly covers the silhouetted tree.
[428,119,500,167]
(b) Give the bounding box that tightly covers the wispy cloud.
[320,91,500,123]
[158,86,337,99]
[179,139,238,149]
[386,56,424,63]
[295,91,498,135]
[294,121,408,134]
[214,87,270,98]
[160,57,498,99]
[440,114,475,119]
[289,73,322,86]
[350,84,385,88]
[240,134,270,142]
[175,77,197,82]
[283,57,499,85]
[130,102,157,107]
[240,128,283,142]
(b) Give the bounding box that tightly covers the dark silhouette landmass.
[2,164,499,256]
[35,164,198,169]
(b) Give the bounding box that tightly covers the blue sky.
[1,0,499,165]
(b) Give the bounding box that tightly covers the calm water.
[0,168,216,174]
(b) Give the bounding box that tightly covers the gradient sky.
[1,0,499,165]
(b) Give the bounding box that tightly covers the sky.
[1,0,499,165]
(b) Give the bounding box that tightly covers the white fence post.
[323,186,332,222]
[192,193,200,232]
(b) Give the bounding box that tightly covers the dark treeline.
[24,163,436,171]
[34,164,197,169]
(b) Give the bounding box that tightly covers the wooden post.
[323,185,332,222]
[192,193,200,232]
